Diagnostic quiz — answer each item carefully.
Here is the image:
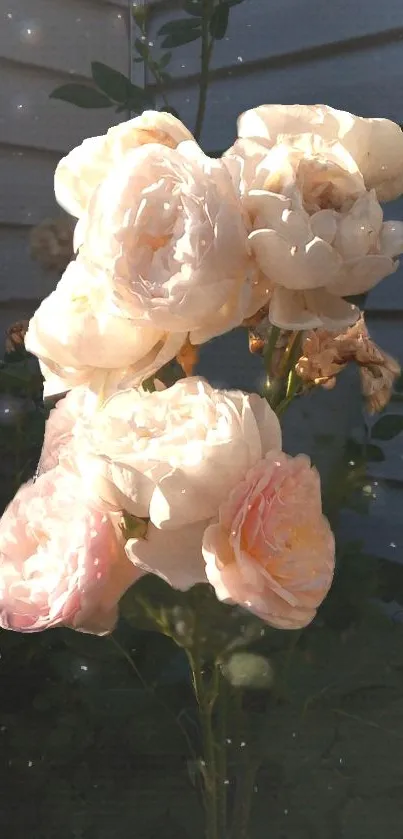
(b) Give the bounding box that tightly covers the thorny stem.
[194,0,215,141]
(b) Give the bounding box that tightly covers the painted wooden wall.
[0,0,130,337]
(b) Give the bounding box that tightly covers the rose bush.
[0,468,141,634]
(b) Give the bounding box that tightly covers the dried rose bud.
[248,330,265,355]
[176,336,200,377]
[30,217,74,275]
[5,320,29,355]
[360,352,401,414]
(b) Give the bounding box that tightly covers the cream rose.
[25,259,186,399]
[71,377,282,530]
[203,452,335,629]
[236,104,403,202]
[225,132,403,330]
[55,110,193,220]
[78,139,252,344]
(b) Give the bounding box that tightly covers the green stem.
[188,644,219,839]
[216,670,228,837]
[194,0,214,141]
[149,62,171,111]
[263,325,281,377]
[231,759,260,839]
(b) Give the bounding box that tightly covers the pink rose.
[202,452,335,629]
[0,468,141,634]
[37,387,90,475]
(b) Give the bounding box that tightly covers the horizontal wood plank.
[0,148,61,226]
[147,0,403,80]
[156,40,403,150]
[0,0,129,78]
[0,63,125,154]
[0,227,59,302]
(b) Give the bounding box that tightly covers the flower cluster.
[2,103,403,636]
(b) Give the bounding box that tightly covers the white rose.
[78,139,252,344]
[225,132,403,330]
[71,376,282,530]
[236,104,403,202]
[25,259,185,399]
[55,110,193,220]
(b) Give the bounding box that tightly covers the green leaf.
[119,512,149,540]
[163,106,181,118]
[159,51,172,68]
[159,70,172,83]
[161,30,201,48]
[371,414,403,441]
[365,443,385,462]
[158,18,201,36]
[49,84,112,108]
[222,652,274,690]
[134,37,149,61]
[91,61,149,108]
[210,3,230,39]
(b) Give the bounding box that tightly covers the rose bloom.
[77,139,252,344]
[25,259,185,399]
[37,387,91,475]
[236,104,403,202]
[0,468,141,634]
[202,452,335,629]
[55,110,193,220]
[71,376,282,530]
[225,126,403,330]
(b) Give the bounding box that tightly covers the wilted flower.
[296,315,401,411]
